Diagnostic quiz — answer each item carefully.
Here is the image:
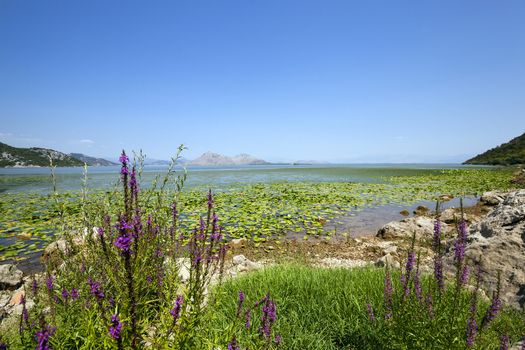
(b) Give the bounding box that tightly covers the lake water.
[0,163,477,193]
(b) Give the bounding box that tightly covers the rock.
[449,190,525,308]
[480,191,508,206]
[439,194,454,202]
[176,258,191,283]
[41,239,69,264]
[232,255,262,272]
[9,290,25,306]
[399,209,410,217]
[382,245,398,255]
[375,254,400,269]
[230,238,247,249]
[413,205,430,216]
[318,258,370,269]
[439,208,460,224]
[377,216,435,240]
[0,264,23,290]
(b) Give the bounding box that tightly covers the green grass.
[206,265,525,350]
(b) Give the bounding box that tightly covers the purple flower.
[97,227,104,237]
[35,325,56,350]
[414,270,423,301]
[434,255,444,291]
[207,189,213,210]
[45,276,54,292]
[87,278,104,301]
[260,296,277,339]
[500,334,509,350]
[366,303,376,322]
[403,251,416,297]
[228,337,240,350]
[426,293,434,320]
[61,288,69,301]
[455,220,468,265]
[109,314,122,340]
[70,288,79,300]
[432,219,442,252]
[129,167,139,196]
[460,265,470,286]
[237,291,245,317]
[115,218,133,253]
[245,309,251,329]
[275,334,282,345]
[170,295,184,322]
[119,151,129,164]
[32,279,38,295]
[466,317,477,347]
[481,296,502,330]
[0,340,6,350]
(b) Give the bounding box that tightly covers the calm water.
[0,163,477,193]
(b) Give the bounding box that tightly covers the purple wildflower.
[403,251,416,297]
[275,334,282,345]
[45,276,53,292]
[455,220,468,264]
[260,295,277,339]
[366,303,376,322]
[207,189,213,210]
[460,265,470,286]
[237,291,245,316]
[434,255,445,291]
[228,337,240,350]
[432,219,442,252]
[32,279,38,295]
[35,325,55,350]
[115,218,133,253]
[481,294,502,330]
[119,151,129,175]
[129,167,139,197]
[170,295,184,322]
[245,309,251,329]
[500,334,509,350]
[97,227,104,237]
[466,317,477,347]
[87,278,104,301]
[426,293,434,320]
[61,288,69,301]
[20,294,29,326]
[0,340,6,350]
[109,314,123,340]
[70,288,79,300]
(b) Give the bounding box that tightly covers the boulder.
[375,254,400,269]
[413,205,430,216]
[399,210,410,217]
[230,238,247,249]
[480,191,509,206]
[232,255,262,272]
[452,190,525,308]
[377,216,435,240]
[0,264,23,290]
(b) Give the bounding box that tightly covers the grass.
[207,265,525,350]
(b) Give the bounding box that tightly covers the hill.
[0,142,84,167]
[464,132,525,165]
[69,153,118,166]
[189,152,268,166]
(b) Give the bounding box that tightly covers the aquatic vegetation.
[0,167,516,262]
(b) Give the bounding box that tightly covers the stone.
[439,208,458,224]
[375,254,400,269]
[439,194,454,202]
[230,238,247,249]
[413,205,430,216]
[447,190,525,308]
[176,258,191,283]
[382,245,398,255]
[0,264,23,290]
[399,209,410,217]
[9,290,25,306]
[319,258,370,269]
[377,216,435,240]
[480,191,508,206]
[232,255,262,272]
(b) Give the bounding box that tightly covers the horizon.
[1,1,524,162]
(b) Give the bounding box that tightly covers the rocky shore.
[2,189,524,338]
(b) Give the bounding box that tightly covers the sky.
[0,0,524,163]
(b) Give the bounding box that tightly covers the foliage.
[464,132,525,165]
[0,142,84,167]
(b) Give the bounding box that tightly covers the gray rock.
[176,258,191,283]
[0,264,23,290]
[449,190,525,308]
[232,255,261,272]
[377,216,435,240]
[480,191,509,206]
[375,254,400,269]
[413,205,430,216]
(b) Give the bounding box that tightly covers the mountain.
[189,152,268,166]
[464,132,525,165]
[69,153,118,166]
[0,142,84,167]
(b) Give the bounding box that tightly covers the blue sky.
[0,0,524,163]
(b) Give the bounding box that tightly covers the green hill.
[464,132,525,165]
[0,142,84,167]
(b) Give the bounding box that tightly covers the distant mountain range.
[189,152,268,166]
[0,142,269,167]
[464,132,525,165]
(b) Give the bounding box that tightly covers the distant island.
[464,132,525,166]
[189,152,268,166]
[0,142,116,167]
